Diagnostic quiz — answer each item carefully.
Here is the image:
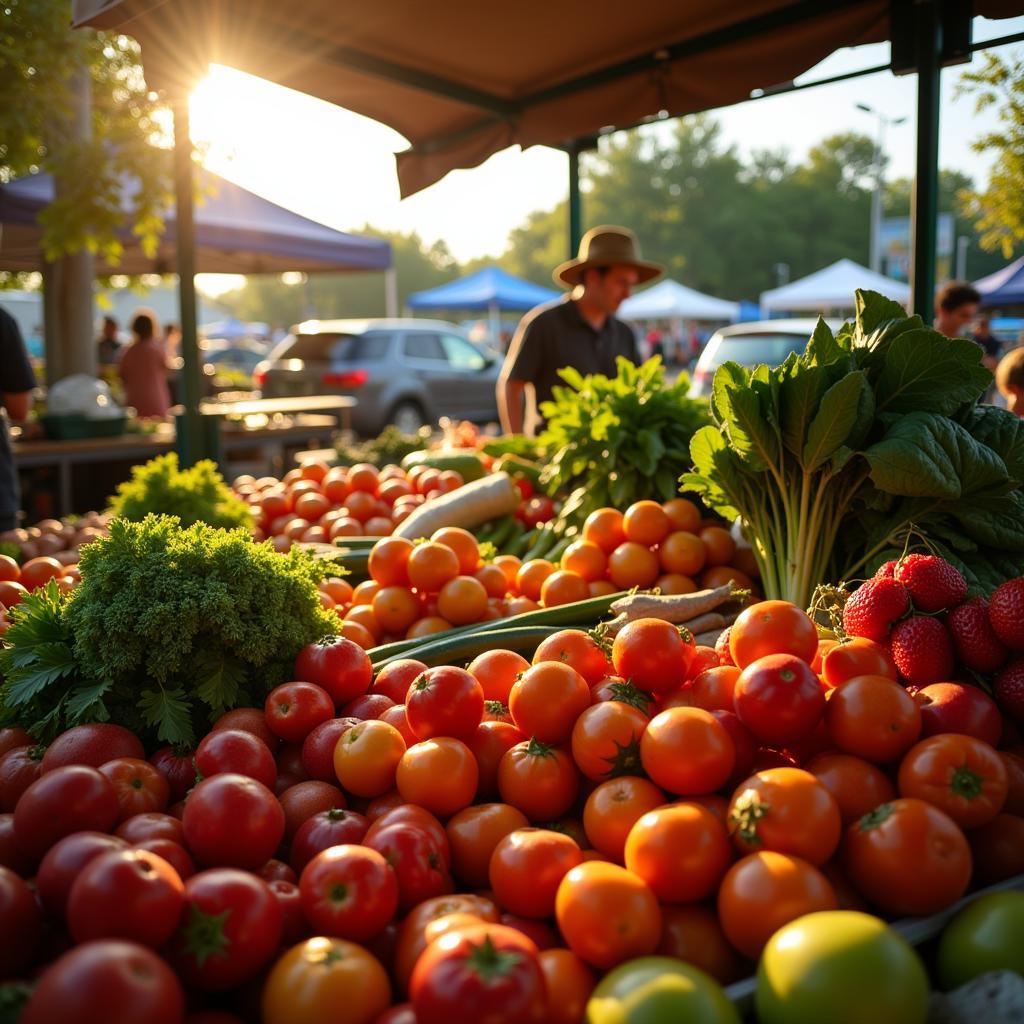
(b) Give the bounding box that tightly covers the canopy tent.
[618,279,738,322]
[975,255,1024,307]
[0,167,392,275]
[760,258,911,313]
[407,267,558,312]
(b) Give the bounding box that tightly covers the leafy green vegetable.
[335,425,430,467]
[108,453,252,530]
[683,291,1024,604]
[0,516,337,745]
[539,357,710,523]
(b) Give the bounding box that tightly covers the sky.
[188,15,1024,296]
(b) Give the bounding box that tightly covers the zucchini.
[400,450,486,481]
[373,626,563,669]
[484,515,518,550]
[393,472,519,541]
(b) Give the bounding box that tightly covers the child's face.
[1003,385,1024,417]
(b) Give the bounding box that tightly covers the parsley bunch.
[0,516,337,745]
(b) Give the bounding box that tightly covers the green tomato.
[586,956,739,1024]
[756,911,929,1024]
[937,891,1024,990]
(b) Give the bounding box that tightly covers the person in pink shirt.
[118,310,171,418]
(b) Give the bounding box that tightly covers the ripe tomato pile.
[0,553,82,635]
[3,592,1023,1023]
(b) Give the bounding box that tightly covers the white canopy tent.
[760,258,911,314]
[619,279,739,322]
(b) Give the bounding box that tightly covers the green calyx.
[466,935,524,983]
[950,764,985,802]
[177,904,231,967]
[729,790,769,844]
[858,802,895,831]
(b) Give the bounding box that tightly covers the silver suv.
[254,319,502,435]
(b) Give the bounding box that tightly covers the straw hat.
[553,225,663,288]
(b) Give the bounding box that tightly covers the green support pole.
[568,145,582,258]
[172,97,212,466]
[910,0,941,320]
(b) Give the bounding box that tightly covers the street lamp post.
[855,103,906,275]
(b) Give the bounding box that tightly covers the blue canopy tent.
[408,267,558,347]
[0,167,392,275]
[976,256,1024,308]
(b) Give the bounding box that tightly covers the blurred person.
[498,226,661,435]
[934,282,981,343]
[0,306,38,530]
[996,347,1024,417]
[971,313,1002,370]
[97,316,122,365]
[119,309,171,418]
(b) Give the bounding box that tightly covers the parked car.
[687,319,841,397]
[254,319,502,435]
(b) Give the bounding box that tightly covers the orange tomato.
[368,537,414,586]
[540,569,590,607]
[333,719,407,797]
[492,555,522,589]
[588,580,618,598]
[571,702,648,781]
[505,596,540,615]
[467,649,530,704]
[657,904,742,986]
[351,579,382,606]
[662,498,702,534]
[467,720,527,800]
[0,555,20,582]
[533,629,611,686]
[717,851,837,958]
[19,557,64,590]
[538,949,596,1024]
[0,580,30,608]
[825,675,921,763]
[294,491,330,523]
[680,666,740,713]
[582,775,665,862]
[343,490,379,523]
[431,527,480,575]
[396,738,478,818]
[446,802,530,888]
[406,616,453,639]
[347,463,380,493]
[339,619,375,649]
[622,501,671,546]
[729,600,818,668]
[698,526,736,567]
[498,739,579,822]
[654,573,697,595]
[805,751,897,827]
[321,576,354,607]
[582,508,626,554]
[407,542,461,593]
[489,827,583,919]
[701,565,756,591]
[509,662,590,745]
[624,803,732,903]
[516,559,556,602]
[640,707,734,796]
[821,637,898,687]
[474,563,508,599]
[329,516,363,539]
[555,861,661,969]
[322,468,350,504]
[345,603,381,641]
[560,540,608,583]
[437,575,488,625]
[727,766,842,865]
[658,532,706,576]
[606,543,660,589]
[372,586,421,635]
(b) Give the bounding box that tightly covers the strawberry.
[842,577,910,642]
[715,627,735,667]
[995,657,1024,722]
[874,560,898,579]
[946,597,1009,674]
[889,616,955,685]
[894,554,968,613]
[988,577,1024,651]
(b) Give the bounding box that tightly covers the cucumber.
[497,519,526,554]
[373,626,563,669]
[493,455,543,487]
[508,526,539,558]
[400,451,486,481]
[486,516,518,550]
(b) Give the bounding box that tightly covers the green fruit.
[756,911,929,1024]
[937,891,1024,989]
[586,956,739,1024]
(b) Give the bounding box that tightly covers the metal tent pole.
[568,145,582,258]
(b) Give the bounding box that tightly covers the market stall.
[759,257,912,315]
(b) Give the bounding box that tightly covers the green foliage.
[956,50,1024,259]
[108,453,252,530]
[0,517,337,745]
[0,0,171,265]
[683,291,1024,605]
[335,425,430,467]
[538,358,710,523]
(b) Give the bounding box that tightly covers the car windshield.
[271,332,389,362]
[702,333,807,369]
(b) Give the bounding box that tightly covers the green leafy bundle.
[683,291,1024,605]
[108,453,252,530]
[335,425,431,467]
[0,516,337,745]
[539,357,710,523]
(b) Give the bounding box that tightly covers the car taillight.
[322,370,369,388]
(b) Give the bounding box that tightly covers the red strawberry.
[946,597,1009,674]
[995,657,1024,722]
[842,577,910,642]
[894,554,968,613]
[989,578,1024,651]
[874,560,898,579]
[715,627,735,667]
[889,616,955,685]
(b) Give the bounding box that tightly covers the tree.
[956,50,1024,259]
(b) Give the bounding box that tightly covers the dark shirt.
[0,308,38,517]
[972,331,1001,360]
[504,298,640,415]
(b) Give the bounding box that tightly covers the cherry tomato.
[498,739,579,821]
[729,600,818,668]
[733,654,825,747]
[290,807,370,874]
[366,804,452,867]
[294,636,373,705]
[406,667,485,741]
[489,827,583,919]
[510,662,591,744]
[195,729,276,790]
[268,878,307,945]
[299,844,398,941]
[134,838,195,881]
[611,619,693,694]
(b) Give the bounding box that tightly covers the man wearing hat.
[497,226,661,435]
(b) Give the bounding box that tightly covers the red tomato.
[0,727,33,761]
[290,807,370,874]
[268,878,307,945]
[20,940,185,1024]
[611,619,694,694]
[468,720,527,800]
[406,666,485,741]
[410,922,545,1024]
[729,600,818,668]
[0,863,42,978]
[182,773,285,870]
[134,838,195,881]
[147,746,197,803]
[13,764,119,860]
[489,828,583,919]
[571,701,647,781]
[99,757,171,822]
[825,675,921,763]
[533,630,612,686]
[67,848,184,947]
[821,638,898,687]
[301,717,359,782]
[343,688,399,721]
[36,831,130,917]
[364,825,453,911]
[842,798,972,916]
[0,744,44,812]
[509,662,591,745]
[265,681,335,743]
[278,780,346,843]
[257,858,297,884]
[0,812,37,875]
[212,707,280,752]
[710,709,757,787]
[294,636,373,705]
[41,724,144,773]
[733,654,825,747]
[805,752,896,827]
[498,740,579,822]
[299,844,399,941]
[195,730,276,790]
[171,868,282,990]
[640,707,734,796]
[446,803,530,889]
[396,738,479,819]
[373,659,429,703]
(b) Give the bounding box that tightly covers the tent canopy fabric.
[975,255,1024,307]
[618,279,738,322]
[0,167,391,275]
[760,258,911,313]
[407,267,558,311]
[73,1,1009,199]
